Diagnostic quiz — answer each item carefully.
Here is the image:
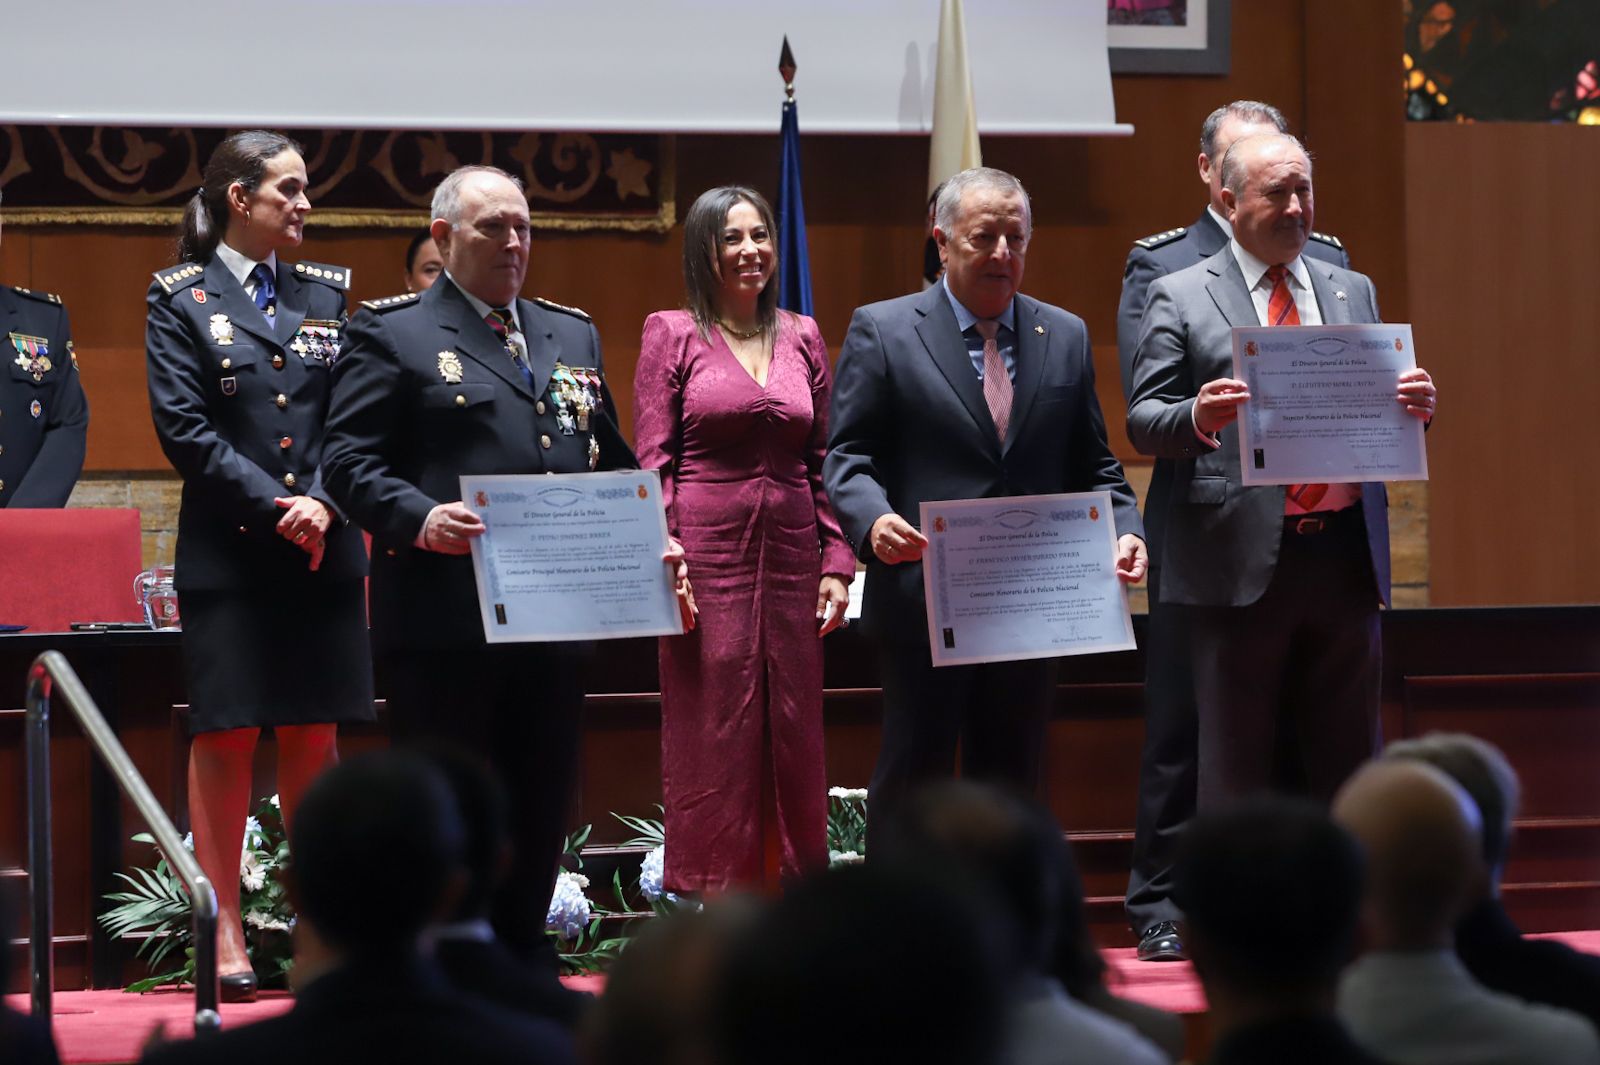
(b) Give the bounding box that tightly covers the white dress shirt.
[214,241,277,302]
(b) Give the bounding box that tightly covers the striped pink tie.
[975,320,1012,443]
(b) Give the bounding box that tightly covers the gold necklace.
[718,319,764,341]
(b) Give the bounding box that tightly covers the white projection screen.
[6,0,1126,135]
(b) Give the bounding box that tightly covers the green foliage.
[99,796,294,992]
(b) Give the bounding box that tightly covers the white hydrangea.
[546,870,592,939]
[829,849,865,867]
[639,845,665,902]
[243,816,263,846]
[828,787,869,802]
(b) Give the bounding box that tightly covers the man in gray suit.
[1118,100,1353,962]
[826,167,1146,851]
[1128,133,1436,813]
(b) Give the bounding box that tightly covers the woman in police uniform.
[145,130,372,1001]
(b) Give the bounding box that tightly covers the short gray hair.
[1200,100,1288,161]
[1383,732,1521,872]
[1219,132,1310,197]
[933,167,1032,237]
[430,165,525,226]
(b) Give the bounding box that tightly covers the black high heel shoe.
[219,970,258,1003]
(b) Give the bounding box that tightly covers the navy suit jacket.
[322,277,635,651]
[145,257,365,590]
[824,284,1142,638]
[0,284,87,507]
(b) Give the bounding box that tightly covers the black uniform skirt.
[178,581,375,734]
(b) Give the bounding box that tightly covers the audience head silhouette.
[1176,797,1364,1009]
[712,863,1005,1065]
[289,751,466,959]
[1332,759,1482,951]
[419,745,510,923]
[879,780,1061,974]
[1381,732,1518,894]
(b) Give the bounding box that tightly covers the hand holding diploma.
[1194,377,1252,435]
[869,512,929,565]
[418,501,486,555]
[1396,367,1437,422]
[1116,534,1148,584]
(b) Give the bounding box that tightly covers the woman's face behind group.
[714,200,774,307]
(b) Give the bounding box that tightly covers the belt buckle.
[1293,515,1327,535]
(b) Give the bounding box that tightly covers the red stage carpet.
[10,936,1597,1064]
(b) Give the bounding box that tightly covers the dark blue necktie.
[250,263,276,329]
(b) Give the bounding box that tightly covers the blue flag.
[777,96,813,317]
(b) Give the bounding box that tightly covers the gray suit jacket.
[1126,248,1390,609]
[825,283,1142,637]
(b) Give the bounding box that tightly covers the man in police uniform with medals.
[1116,102,1352,963]
[323,164,680,960]
[0,187,88,506]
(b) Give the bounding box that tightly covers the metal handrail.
[26,650,221,1034]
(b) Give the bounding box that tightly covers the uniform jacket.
[321,276,636,650]
[823,283,1142,636]
[146,256,366,591]
[0,285,87,507]
[1126,247,1390,608]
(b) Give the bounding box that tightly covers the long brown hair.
[681,185,782,342]
[176,130,302,264]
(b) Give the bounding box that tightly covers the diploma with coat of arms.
[1231,323,1429,485]
[460,470,683,643]
[919,491,1135,667]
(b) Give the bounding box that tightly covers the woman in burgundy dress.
[634,186,855,893]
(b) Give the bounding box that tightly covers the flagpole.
[776,36,814,317]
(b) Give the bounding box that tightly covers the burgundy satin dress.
[633,310,856,892]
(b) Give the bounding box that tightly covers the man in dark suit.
[825,167,1146,852]
[0,189,88,507]
[323,165,670,954]
[141,753,573,1065]
[1117,101,1353,962]
[1128,135,1437,833]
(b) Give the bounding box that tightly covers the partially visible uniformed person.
[145,130,372,1002]
[1116,100,1353,965]
[0,185,88,507]
[323,165,688,961]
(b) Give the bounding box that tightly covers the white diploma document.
[1232,323,1428,485]
[461,470,684,643]
[919,492,1135,668]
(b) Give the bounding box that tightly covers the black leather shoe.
[1136,921,1186,962]
[219,970,258,1003]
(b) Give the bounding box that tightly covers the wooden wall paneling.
[1407,124,1600,605]
[1303,0,1409,322]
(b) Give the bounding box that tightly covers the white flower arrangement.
[546,870,594,940]
[828,786,869,802]
[827,785,869,868]
[638,845,666,902]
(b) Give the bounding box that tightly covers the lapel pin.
[1034,325,1045,334]
[1335,290,1348,302]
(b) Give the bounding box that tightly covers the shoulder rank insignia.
[1308,231,1344,250]
[532,296,592,321]
[7,285,63,306]
[1133,227,1187,251]
[10,333,52,381]
[361,291,420,312]
[292,260,352,290]
[153,263,204,295]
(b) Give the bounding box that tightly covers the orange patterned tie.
[1267,265,1327,511]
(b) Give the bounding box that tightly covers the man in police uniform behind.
[0,186,88,506]
[1115,101,1352,963]
[323,165,652,957]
